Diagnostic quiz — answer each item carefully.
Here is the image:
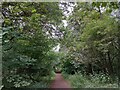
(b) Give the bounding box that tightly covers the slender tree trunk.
[118,16,120,88]
[86,63,93,75]
[99,52,107,74]
[118,31,120,87]
[107,51,114,75]
[102,53,108,74]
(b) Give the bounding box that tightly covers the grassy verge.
[62,72,118,88]
[29,71,56,88]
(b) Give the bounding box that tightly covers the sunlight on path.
[50,73,71,89]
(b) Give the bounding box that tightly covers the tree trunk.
[86,63,93,75]
[107,51,114,75]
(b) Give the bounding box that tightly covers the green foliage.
[30,71,55,88]
[61,2,119,77]
[2,2,120,88]
[6,75,32,87]
[63,72,118,88]
[2,2,63,88]
[62,52,84,74]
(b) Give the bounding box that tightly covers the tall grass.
[29,71,56,88]
[62,72,118,88]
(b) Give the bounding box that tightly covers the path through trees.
[50,73,71,89]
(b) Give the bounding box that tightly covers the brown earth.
[50,73,71,89]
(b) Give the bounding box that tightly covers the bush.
[62,72,118,88]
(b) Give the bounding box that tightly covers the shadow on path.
[50,73,71,89]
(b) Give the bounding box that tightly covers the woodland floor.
[50,73,71,89]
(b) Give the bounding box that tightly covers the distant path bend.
[50,73,71,89]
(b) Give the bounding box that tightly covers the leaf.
[32,9,36,13]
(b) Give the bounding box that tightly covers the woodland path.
[50,73,71,89]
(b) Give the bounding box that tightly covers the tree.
[2,2,63,87]
[61,2,119,77]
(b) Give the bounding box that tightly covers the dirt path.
[50,73,71,89]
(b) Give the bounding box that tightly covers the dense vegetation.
[1,2,120,88]
[2,2,62,88]
[61,2,120,88]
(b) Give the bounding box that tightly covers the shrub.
[62,72,118,88]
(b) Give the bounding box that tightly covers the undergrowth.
[62,72,118,88]
[28,71,55,88]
